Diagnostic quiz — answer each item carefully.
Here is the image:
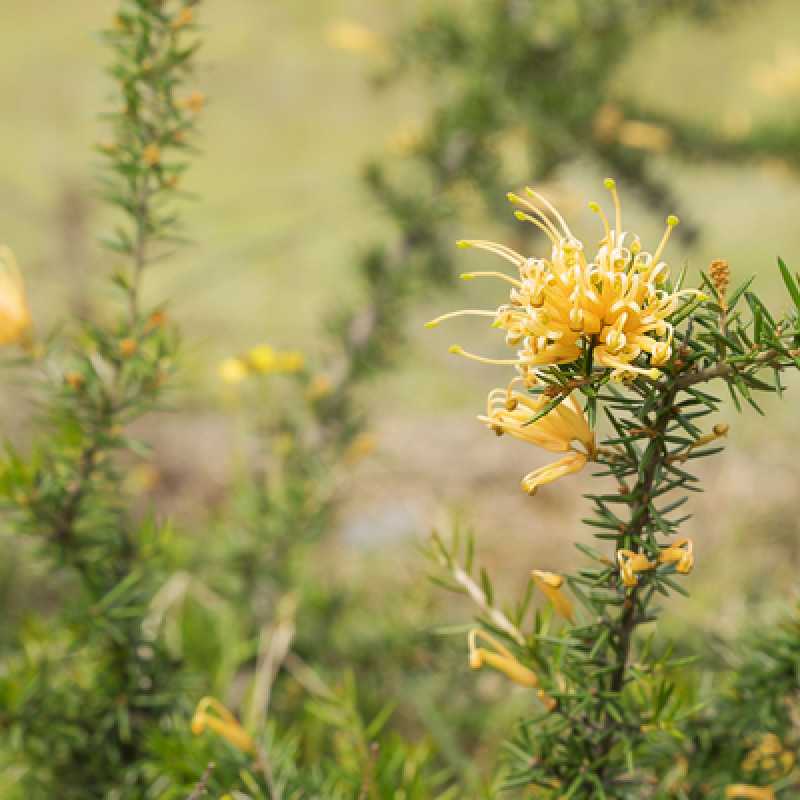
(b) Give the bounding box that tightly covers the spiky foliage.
[429,182,800,798]
[0,2,203,796]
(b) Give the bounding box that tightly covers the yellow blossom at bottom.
[275,350,305,373]
[247,344,276,373]
[468,629,557,710]
[191,697,255,754]
[725,785,775,800]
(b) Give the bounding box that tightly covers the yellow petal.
[521,451,587,495]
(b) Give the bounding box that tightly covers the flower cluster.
[431,179,695,381]
[428,179,703,496]
[219,344,305,385]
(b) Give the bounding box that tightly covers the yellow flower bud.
[0,247,32,347]
[191,697,255,754]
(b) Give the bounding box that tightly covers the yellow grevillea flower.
[479,387,595,495]
[429,180,700,381]
[658,538,694,575]
[247,344,277,373]
[0,247,32,347]
[532,570,574,622]
[468,630,556,710]
[617,550,657,588]
[191,697,255,754]
[468,629,539,688]
[725,785,775,800]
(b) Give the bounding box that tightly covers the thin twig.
[186,762,215,800]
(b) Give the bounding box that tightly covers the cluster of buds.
[710,258,731,306]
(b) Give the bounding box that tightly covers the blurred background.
[2,0,800,653]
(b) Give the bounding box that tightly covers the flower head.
[479,386,594,495]
[0,247,32,347]
[430,180,699,381]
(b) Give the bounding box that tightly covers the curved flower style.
[531,570,574,622]
[467,629,557,710]
[429,179,700,381]
[479,386,595,495]
[191,696,255,754]
[0,246,32,347]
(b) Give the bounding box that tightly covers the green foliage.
[430,235,800,797]
[1,1,800,799]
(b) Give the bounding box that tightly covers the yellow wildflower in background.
[532,570,574,622]
[247,344,276,373]
[275,350,305,373]
[219,357,248,385]
[326,21,384,56]
[430,179,699,381]
[219,345,305,384]
[191,697,255,754]
[478,388,594,495]
[0,247,32,347]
